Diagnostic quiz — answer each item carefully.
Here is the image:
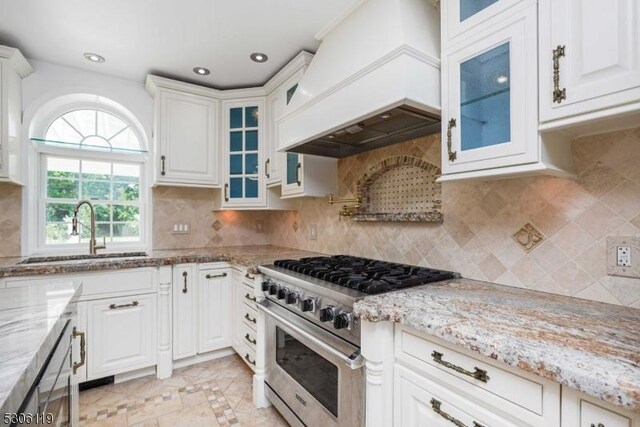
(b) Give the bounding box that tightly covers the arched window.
[28,97,148,252]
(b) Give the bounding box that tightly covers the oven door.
[258,299,365,427]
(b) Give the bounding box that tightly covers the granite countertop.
[354,278,640,414]
[0,246,325,279]
[0,281,81,416]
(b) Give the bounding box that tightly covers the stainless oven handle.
[257,299,365,370]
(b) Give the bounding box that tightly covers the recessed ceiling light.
[193,67,211,76]
[250,53,268,63]
[380,114,392,120]
[327,135,335,139]
[496,75,508,84]
[84,52,105,63]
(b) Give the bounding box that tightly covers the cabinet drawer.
[242,271,257,288]
[5,268,156,298]
[395,364,518,427]
[562,387,640,427]
[239,341,256,372]
[241,283,257,305]
[240,321,257,352]
[397,327,552,418]
[241,302,258,331]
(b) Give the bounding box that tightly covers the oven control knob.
[334,312,353,330]
[301,297,318,313]
[319,306,336,322]
[286,291,298,305]
[268,283,280,296]
[277,287,288,300]
[261,280,271,292]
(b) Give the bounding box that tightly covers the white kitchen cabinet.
[562,388,640,427]
[281,153,338,198]
[146,76,219,187]
[87,293,157,379]
[198,267,232,353]
[172,264,198,360]
[539,0,640,125]
[442,0,526,45]
[220,99,266,208]
[439,1,573,181]
[0,46,33,185]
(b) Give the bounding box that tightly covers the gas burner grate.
[273,255,458,294]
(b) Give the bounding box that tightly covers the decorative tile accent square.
[212,220,224,231]
[512,223,545,253]
[292,221,299,232]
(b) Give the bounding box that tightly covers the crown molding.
[0,45,34,78]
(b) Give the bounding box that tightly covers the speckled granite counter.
[354,278,640,413]
[0,246,325,279]
[0,281,80,417]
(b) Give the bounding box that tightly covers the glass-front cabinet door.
[282,83,304,197]
[441,4,538,176]
[223,99,265,207]
[444,0,523,43]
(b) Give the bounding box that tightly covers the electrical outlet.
[617,246,631,267]
[607,237,639,278]
[256,220,264,233]
[310,224,318,241]
[172,222,191,235]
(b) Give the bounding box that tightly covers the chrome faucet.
[70,200,106,255]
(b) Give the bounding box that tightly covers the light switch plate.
[606,236,640,278]
[256,220,265,234]
[310,224,318,241]
[172,222,191,235]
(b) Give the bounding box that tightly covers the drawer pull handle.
[72,327,86,374]
[296,163,302,186]
[245,293,257,302]
[431,398,485,427]
[182,271,188,294]
[552,45,567,103]
[591,424,605,427]
[265,158,270,179]
[244,313,257,324]
[244,353,256,366]
[109,301,139,310]
[431,351,489,383]
[446,119,457,162]
[244,273,255,281]
[160,155,166,176]
[205,272,228,279]
[245,333,257,345]
[224,183,229,202]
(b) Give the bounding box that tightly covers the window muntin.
[44,109,143,153]
[43,156,142,246]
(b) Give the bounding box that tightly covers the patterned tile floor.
[79,354,288,426]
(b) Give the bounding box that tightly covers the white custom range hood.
[278,0,441,158]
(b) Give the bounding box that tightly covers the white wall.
[22,59,152,139]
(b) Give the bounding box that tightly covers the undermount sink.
[18,252,149,265]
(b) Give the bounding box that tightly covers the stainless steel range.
[257,255,459,427]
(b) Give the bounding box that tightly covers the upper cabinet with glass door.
[0,46,33,185]
[221,100,266,208]
[440,0,574,180]
[442,0,525,45]
[538,0,640,127]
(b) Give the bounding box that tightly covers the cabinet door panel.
[173,265,197,360]
[158,91,217,184]
[443,4,538,175]
[87,294,156,379]
[540,0,640,121]
[444,0,525,44]
[198,269,232,353]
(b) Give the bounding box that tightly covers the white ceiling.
[0,0,357,88]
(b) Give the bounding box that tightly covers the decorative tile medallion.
[513,223,545,252]
[292,221,299,232]
[212,220,224,231]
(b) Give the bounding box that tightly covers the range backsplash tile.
[0,184,21,257]
[268,129,640,307]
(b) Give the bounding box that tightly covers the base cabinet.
[87,294,157,379]
[172,264,198,360]
[198,268,232,353]
[561,388,640,427]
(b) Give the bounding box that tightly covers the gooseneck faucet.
[70,200,106,255]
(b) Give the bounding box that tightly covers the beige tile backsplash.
[0,183,21,257]
[1,128,638,308]
[268,129,640,308]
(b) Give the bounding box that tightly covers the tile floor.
[79,354,288,426]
